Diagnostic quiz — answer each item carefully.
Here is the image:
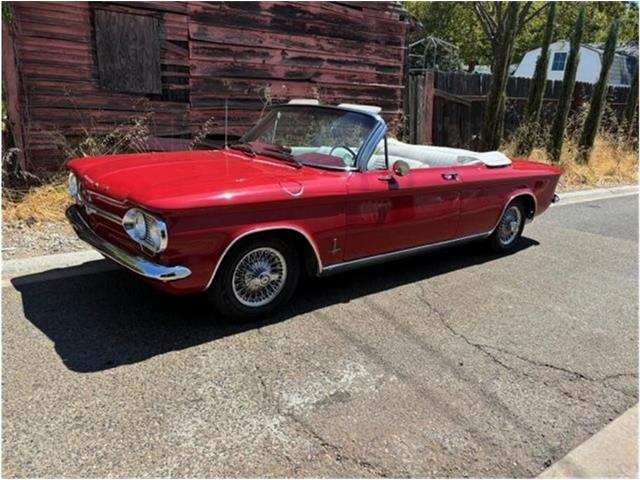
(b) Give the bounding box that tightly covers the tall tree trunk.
[576,20,619,164]
[546,6,585,163]
[480,3,519,151]
[516,2,556,156]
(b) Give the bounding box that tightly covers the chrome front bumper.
[66,205,191,282]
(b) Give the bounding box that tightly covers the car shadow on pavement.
[12,238,539,373]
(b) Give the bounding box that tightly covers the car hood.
[68,149,325,211]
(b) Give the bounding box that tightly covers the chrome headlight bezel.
[122,208,168,254]
[68,173,78,199]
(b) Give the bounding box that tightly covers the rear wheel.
[487,200,526,253]
[208,236,300,319]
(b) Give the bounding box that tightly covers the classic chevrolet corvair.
[66,101,561,318]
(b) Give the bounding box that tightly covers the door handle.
[441,172,459,181]
[378,174,394,182]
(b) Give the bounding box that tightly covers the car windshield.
[239,106,379,170]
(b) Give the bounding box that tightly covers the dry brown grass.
[2,104,154,225]
[3,178,70,223]
[503,134,638,192]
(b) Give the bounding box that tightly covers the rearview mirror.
[392,160,410,177]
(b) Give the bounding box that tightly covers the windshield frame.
[239,105,387,172]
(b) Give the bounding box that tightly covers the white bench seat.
[368,138,511,170]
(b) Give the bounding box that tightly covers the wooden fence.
[406,70,632,148]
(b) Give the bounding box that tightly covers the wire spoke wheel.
[498,205,523,246]
[231,247,288,307]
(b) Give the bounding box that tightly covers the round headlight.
[123,209,147,242]
[122,208,167,253]
[68,173,78,198]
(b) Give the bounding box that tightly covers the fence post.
[422,70,435,144]
[407,75,417,144]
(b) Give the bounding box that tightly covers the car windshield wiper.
[261,151,303,169]
[297,161,355,171]
[230,142,302,168]
[256,145,302,169]
[229,142,256,157]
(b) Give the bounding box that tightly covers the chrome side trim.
[66,206,191,282]
[204,226,323,290]
[319,232,491,276]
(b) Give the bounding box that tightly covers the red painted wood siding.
[10,1,408,169]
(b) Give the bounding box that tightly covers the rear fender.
[492,190,537,232]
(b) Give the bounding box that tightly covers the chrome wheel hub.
[232,247,287,307]
[498,206,522,245]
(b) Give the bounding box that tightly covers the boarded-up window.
[94,10,161,94]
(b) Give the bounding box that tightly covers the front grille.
[80,187,126,225]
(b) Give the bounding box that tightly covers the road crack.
[253,364,395,477]
[415,284,637,401]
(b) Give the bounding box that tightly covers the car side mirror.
[392,160,410,177]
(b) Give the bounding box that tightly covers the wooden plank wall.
[188,1,407,137]
[423,70,630,148]
[12,1,190,169]
[10,1,408,170]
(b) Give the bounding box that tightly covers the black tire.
[487,199,526,253]
[208,235,300,320]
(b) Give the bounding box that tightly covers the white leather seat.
[368,138,511,170]
[368,154,424,170]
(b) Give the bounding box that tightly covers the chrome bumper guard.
[66,205,191,282]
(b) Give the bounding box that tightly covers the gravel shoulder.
[2,220,87,260]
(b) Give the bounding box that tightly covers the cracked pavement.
[2,194,638,477]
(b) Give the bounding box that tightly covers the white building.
[512,40,637,86]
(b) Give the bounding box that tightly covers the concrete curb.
[556,185,638,206]
[539,405,638,478]
[2,250,105,276]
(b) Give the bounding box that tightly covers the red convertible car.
[66,101,561,318]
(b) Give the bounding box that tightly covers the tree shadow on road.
[11,238,539,373]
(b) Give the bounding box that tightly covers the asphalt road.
[2,195,638,478]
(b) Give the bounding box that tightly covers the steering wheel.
[329,145,357,166]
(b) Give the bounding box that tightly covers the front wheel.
[487,200,526,253]
[208,236,300,319]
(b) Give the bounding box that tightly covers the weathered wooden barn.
[3,1,410,171]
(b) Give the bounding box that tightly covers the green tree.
[474,2,545,150]
[516,2,556,155]
[547,6,586,163]
[405,2,639,67]
[406,2,488,66]
[2,2,13,23]
[577,20,619,163]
